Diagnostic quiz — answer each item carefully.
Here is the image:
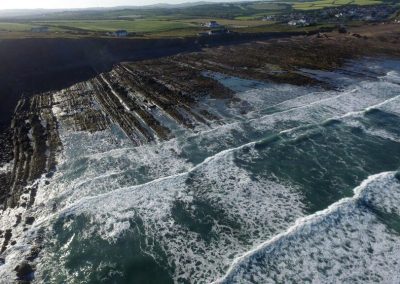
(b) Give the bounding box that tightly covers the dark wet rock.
[395,172,400,182]
[0,128,13,165]
[15,261,34,281]
[1,229,12,253]
[0,171,11,207]
[45,172,54,179]
[26,246,41,262]
[0,257,5,265]
[3,94,61,209]
[25,217,35,225]
[28,186,38,208]
[14,214,22,227]
[35,228,46,245]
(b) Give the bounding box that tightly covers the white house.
[204,21,220,28]
[288,19,309,27]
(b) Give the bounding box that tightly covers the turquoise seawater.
[1,59,400,283]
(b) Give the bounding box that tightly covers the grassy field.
[293,0,383,10]
[178,18,268,28]
[249,2,290,11]
[0,0,396,39]
[0,18,275,38]
[0,22,34,31]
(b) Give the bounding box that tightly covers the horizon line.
[0,0,250,11]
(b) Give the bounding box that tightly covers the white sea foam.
[215,172,400,284]
[1,59,400,283]
[33,80,400,283]
[36,149,306,283]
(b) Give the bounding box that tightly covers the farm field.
[0,0,396,38]
[178,18,268,28]
[0,19,272,38]
[293,0,383,10]
[0,22,34,31]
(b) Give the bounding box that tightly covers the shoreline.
[0,23,398,128]
[0,22,399,191]
[0,30,314,130]
[0,22,399,281]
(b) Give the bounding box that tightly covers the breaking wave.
[0,59,400,283]
[214,171,400,284]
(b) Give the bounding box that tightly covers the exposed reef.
[2,94,61,209]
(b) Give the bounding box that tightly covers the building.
[31,26,49,33]
[262,16,274,21]
[204,21,220,28]
[288,19,309,27]
[113,30,128,37]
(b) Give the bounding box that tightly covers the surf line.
[58,89,400,201]
[29,92,400,232]
[33,94,400,226]
[197,87,360,137]
[212,171,397,284]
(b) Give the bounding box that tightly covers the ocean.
[0,58,399,283]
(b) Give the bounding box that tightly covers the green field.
[0,17,282,38]
[0,0,396,39]
[0,22,34,31]
[178,18,268,28]
[293,0,383,10]
[249,2,289,11]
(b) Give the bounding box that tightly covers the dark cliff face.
[0,37,200,130]
[0,24,398,132]
[0,31,308,130]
